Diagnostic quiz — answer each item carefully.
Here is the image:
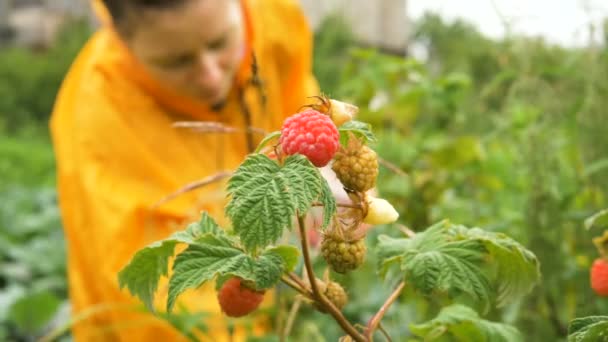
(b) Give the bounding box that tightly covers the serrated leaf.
[568,316,608,342]
[339,120,377,144]
[226,154,330,251]
[118,240,177,312]
[410,304,523,342]
[319,177,337,229]
[118,213,222,312]
[168,242,299,312]
[377,221,539,313]
[459,227,540,307]
[252,250,288,289]
[168,241,248,312]
[402,236,491,312]
[378,221,491,310]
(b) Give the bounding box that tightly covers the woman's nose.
[196,52,223,88]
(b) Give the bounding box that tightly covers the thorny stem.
[365,281,406,341]
[297,215,367,342]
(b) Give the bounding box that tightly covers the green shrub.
[0,19,91,133]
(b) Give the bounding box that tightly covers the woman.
[50,0,318,340]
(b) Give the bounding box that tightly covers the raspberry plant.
[117,98,542,341]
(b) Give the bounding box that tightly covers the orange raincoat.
[50,0,318,340]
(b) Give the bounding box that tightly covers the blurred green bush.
[0,19,91,133]
[0,19,90,341]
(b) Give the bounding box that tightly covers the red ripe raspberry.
[279,110,339,167]
[591,258,608,297]
[217,277,265,317]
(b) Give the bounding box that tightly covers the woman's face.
[124,0,245,108]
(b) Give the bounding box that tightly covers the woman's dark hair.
[101,0,189,25]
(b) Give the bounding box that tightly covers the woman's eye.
[208,36,228,51]
[159,55,194,69]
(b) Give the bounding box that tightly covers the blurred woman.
[50,0,318,340]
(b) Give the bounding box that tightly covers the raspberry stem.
[282,296,303,339]
[280,275,312,299]
[297,215,367,342]
[364,281,405,341]
[312,201,364,210]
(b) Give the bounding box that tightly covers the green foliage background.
[1,11,608,342]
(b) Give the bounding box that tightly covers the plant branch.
[298,216,322,297]
[297,215,367,342]
[378,323,392,342]
[378,157,408,178]
[280,276,312,299]
[282,297,303,340]
[312,202,363,210]
[151,171,233,208]
[365,281,405,341]
[288,272,310,292]
[172,121,267,138]
[396,224,416,238]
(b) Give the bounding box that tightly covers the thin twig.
[297,215,367,342]
[396,224,416,238]
[173,121,267,136]
[282,297,303,340]
[288,272,310,292]
[312,202,363,210]
[281,276,312,299]
[378,157,408,178]
[365,282,406,341]
[378,323,392,342]
[298,216,322,297]
[151,171,233,209]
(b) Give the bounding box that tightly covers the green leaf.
[251,249,289,289]
[8,291,61,333]
[568,316,608,342]
[339,120,377,145]
[118,213,222,312]
[319,176,337,229]
[378,221,491,311]
[377,221,539,312]
[265,245,301,272]
[168,242,299,312]
[254,130,281,153]
[226,154,331,251]
[168,240,248,312]
[458,227,540,307]
[410,304,523,342]
[585,208,608,230]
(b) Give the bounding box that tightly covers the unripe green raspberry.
[332,144,378,192]
[321,236,366,274]
[315,280,348,312]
